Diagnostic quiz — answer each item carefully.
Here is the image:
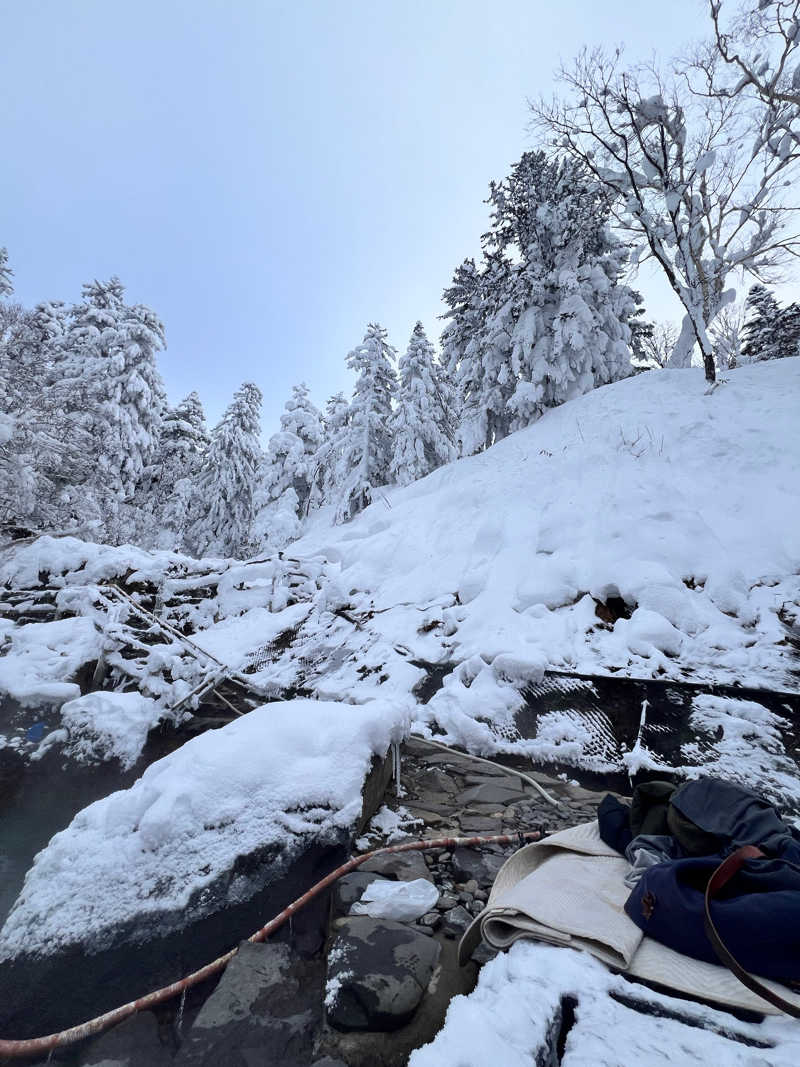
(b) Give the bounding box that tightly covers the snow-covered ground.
[297,361,800,694]
[1,360,798,962]
[409,942,800,1066]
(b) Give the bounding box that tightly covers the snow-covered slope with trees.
[298,359,800,695]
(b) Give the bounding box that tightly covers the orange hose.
[0,829,542,1060]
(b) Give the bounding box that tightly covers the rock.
[458,816,503,834]
[442,905,472,939]
[415,768,458,794]
[470,942,498,966]
[325,917,441,1031]
[419,911,441,929]
[78,1010,172,1067]
[437,893,458,911]
[468,900,484,916]
[462,879,479,895]
[331,872,385,918]
[458,783,527,806]
[358,849,433,883]
[175,941,323,1067]
[450,847,506,887]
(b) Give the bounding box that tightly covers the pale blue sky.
[2,0,708,431]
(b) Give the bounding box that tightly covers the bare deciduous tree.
[531,39,800,384]
[709,1,800,111]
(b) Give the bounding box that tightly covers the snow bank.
[410,942,800,1066]
[59,691,163,770]
[0,616,101,705]
[295,360,800,702]
[0,696,410,960]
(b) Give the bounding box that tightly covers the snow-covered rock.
[59,690,163,770]
[0,696,409,962]
[0,616,101,705]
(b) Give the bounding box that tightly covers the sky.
[2,0,723,432]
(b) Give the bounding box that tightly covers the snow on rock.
[0,616,101,705]
[0,696,410,961]
[410,942,800,1066]
[59,691,163,770]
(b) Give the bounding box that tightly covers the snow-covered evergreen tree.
[334,323,397,522]
[60,277,167,539]
[143,392,210,549]
[741,285,800,362]
[190,382,263,558]
[442,152,634,453]
[0,247,12,300]
[391,322,455,485]
[1,283,94,528]
[315,392,350,504]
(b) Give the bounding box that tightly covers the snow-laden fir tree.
[442,152,634,453]
[58,277,167,540]
[1,285,94,528]
[0,247,12,299]
[741,285,800,363]
[251,384,324,552]
[143,392,210,550]
[190,382,263,558]
[334,323,397,522]
[390,322,455,485]
[315,392,350,505]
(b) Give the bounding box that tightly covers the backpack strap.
[704,845,800,1018]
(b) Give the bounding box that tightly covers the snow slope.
[296,361,800,696]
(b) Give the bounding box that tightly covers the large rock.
[358,850,433,883]
[450,847,507,888]
[77,1010,173,1067]
[331,872,385,918]
[326,917,441,1031]
[175,941,323,1067]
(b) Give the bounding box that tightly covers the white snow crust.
[0,697,409,960]
[410,942,800,1066]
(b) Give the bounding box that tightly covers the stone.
[174,941,323,1067]
[415,767,458,794]
[451,847,507,887]
[358,849,433,883]
[437,893,458,911]
[419,911,441,929]
[325,917,441,1031]
[331,872,385,918]
[470,943,498,966]
[458,816,503,835]
[78,1010,173,1067]
[462,879,479,895]
[457,782,527,806]
[469,900,484,916]
[442,905,472,939]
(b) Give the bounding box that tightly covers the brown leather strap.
[704,845,800,1018]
